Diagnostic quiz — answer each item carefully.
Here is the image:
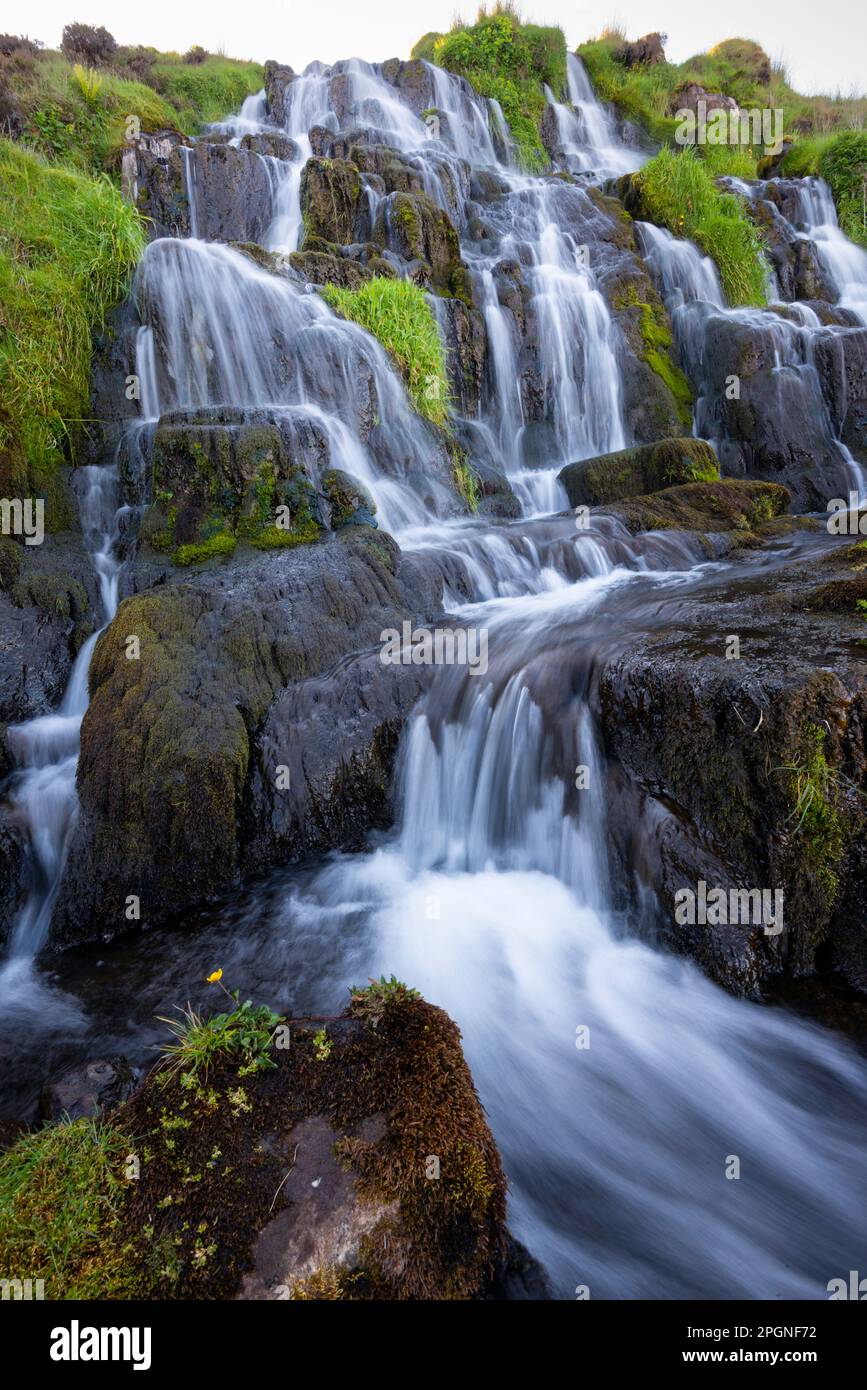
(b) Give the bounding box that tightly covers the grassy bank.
[578,30,867,182]
[629,146,770,306]
[0,139,145,494]
[779,132,867,249]
[0,41,263,175]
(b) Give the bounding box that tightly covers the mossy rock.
[300,157,363,246]
[610,478,791,535]
[0,442,77,535]
[0,988,526,1300]
[321,469,377,528]
[559,438,719,507]
[374,190,470,300]
[145,417,323,562]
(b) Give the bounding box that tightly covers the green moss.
[612,282,694,426]
[0,140,144,483]
[251,519,322,550]
[629,146,770,307]
[0,1118,137,1299]
[321,277,450,426]
[449,444,481,512]
[782,724,847,898]
[431,10,566,172]
[172,532,237,566]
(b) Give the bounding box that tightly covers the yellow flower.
[206,968,223,984]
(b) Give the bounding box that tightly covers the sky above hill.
[21,0,867,97]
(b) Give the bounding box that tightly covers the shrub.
[61,22,117,66]
[631,146,769,306]
[320,276,450,426]
[184,45,208,66]
[0,34,40,57]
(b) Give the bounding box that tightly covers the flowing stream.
[2,52,867,1299]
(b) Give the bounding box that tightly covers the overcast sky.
[21,1,867,97]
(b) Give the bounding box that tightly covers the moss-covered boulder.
[288,239,395,290]
[559,438,719,507]
[142,412,324,562]
[373,190,471,300]
[321,469,377,528]
[0,983,544,1299]
[610,478,790,536]
[50,532,445,947]
[300,157,364,246]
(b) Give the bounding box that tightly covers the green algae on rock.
[559,439,719,508]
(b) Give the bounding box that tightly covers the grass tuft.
[320,277,451,426]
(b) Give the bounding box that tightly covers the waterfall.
[3,467,125,962]
[793,177,867,325]
[4,41,867,1305]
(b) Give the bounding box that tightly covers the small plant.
[312,1027,333,1061]
[72,63,103,107]
[184,46,209,65]
[320,277,451,426]
[157,970,283,1086]
[349,976,420,1029]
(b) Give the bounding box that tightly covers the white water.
[793,177,867,325]
[546,54,645,179]
[4,467,123,962]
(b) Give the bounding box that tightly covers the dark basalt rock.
[263,60,297,126]
[135,139,282,244]
[598,536,867,998]
[39,1056,138,1123]
[300,157,366,245]
[372,189,470,299]
[0,808,28,950]
[50,532,445,949]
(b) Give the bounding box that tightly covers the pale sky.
[18,1,867,97]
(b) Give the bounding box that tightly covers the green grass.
[320,277,451,426]
[631,146,770,306]
[0,139,145,478]
[0,1118,134,1298]
[172,532,237,566]
[430,7,566,172]
[2,48,263,174]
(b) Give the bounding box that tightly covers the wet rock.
[40,1056,137,1122]
[289,241,394,290]
[239,132,299,161]
[0,807,28,949]
[598,536,867,996]
[435,296,487,415]
[0,534,96,724]
[50,532,445,948]
[559,439,719,508]
[141,411,328,558]
[690,310,860,509]
[263,60,297,126]
[136,139,281,243]
[734,178,837,304]
[244,647,426,873]
[372,189,470,299]
[300,157,365,245]
[320,469,377,529]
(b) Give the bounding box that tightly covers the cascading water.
[4,42,867,1305]
[2,468,124,966]
[789,176,867,325]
